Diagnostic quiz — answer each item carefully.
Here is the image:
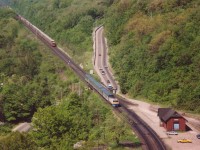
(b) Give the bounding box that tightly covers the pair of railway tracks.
[115,100,166,150]
[19,17,166,150]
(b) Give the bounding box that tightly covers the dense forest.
[105,0,200,113]
[3,0,200,113]
[0,0,200,148]
[0,4,138,150]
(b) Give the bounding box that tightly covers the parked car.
[196,134,200,139]
[107,84,113,90]
[101,70,105,75]
[166,131,178,135]
[177,139,192,143]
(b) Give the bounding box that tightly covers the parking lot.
[164,129,200,150]
[122,97,200,150]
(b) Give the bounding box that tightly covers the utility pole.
[79,82,81,96]
[60,87,63,102]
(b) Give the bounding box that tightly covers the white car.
[166,131,178,135]
[101,70,105,75]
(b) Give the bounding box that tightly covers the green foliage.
[30,93,92,149]
[0,124,12,136]
[30,91,138,149]
[5,0,111,65]
[0,1,140,148]
[105,0,200,113]
[0,7,73,122]
[0,132,37,150]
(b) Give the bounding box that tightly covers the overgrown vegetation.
[8,0,200,113]
[0,8,72,123]
[105,0,200,113]
[4,0,113,69]
[1,0,199,148]
[0,5,139,149]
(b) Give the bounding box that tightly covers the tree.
[0,132,37,150]
[31,106,72,148]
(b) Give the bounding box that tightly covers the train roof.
[86,74,114,97]
[86,74,103,88]
[102,88,113,96]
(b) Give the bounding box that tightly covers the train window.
[101,70,105,75]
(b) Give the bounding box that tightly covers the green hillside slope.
[105,0,200,113]
[5,0,112,68]
[0,7,76,123]
[5,0,200,113]
[0,5,139,149]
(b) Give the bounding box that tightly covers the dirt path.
[12,122,31,132]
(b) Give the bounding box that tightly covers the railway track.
[116,99,166,150]
[19,18,166,150]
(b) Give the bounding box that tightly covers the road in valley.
[93,26,166,150]
[94,26,118,93]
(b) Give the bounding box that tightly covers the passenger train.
[16,14,119,107]
[85,74,119,107]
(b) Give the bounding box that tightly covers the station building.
[158,108,187,131]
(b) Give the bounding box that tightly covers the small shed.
[158,108,187,131]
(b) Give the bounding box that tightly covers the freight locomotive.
[16,15,56,47]
[85,74,119,107]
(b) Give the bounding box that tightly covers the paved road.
[12,122,31,132]
[94,26,117,93]
[94,26,166,150]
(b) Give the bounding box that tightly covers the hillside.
[7,0,200,113]
[105,0,200,113]
[5,0,112,70]
[0,5,138,150]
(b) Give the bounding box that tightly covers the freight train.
[16,15,56,47]
[85,74,119,107]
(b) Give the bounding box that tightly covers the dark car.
[197,134,200,139]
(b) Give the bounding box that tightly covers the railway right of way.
[17,14,166,150]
